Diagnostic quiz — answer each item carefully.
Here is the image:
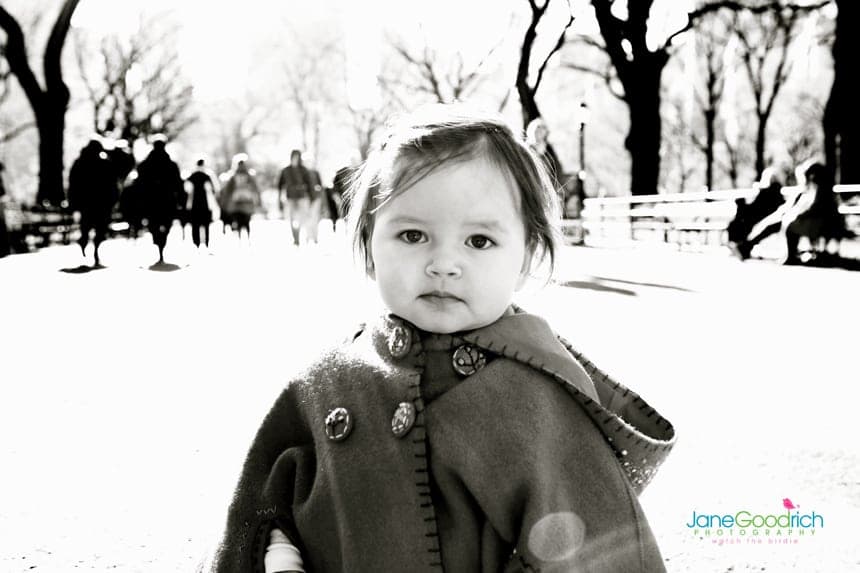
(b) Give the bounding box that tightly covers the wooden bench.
[3,204,132,251]
[10,206,79,250]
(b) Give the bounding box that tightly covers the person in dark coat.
[728,167,786,260]
[136,135,183,264]
[221,154,261,242]
[277,150,314,246]
[734,161,849,263]
[67,139,119,266]
[211,106,674,573]
[185,158,219,249]
[106,139,137,238]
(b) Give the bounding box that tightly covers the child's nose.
[425,252,462,278]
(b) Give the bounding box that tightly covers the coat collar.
[363,306,676,493]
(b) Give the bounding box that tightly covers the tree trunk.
[625,66,662,196]
[0,0,79,206]
[824,0,859,183]
[755,115,767,178]
[516,10,541,129]
[35,102,67,206]
[704,108,716,190]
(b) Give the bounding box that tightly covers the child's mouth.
[419,291,464,304]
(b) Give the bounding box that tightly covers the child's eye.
[398,230,427,244]
[466,234,495,249]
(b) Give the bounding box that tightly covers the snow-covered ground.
[1,220,858,572]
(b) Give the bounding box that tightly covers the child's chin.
[409,313,466,335]
[410,312,492,335]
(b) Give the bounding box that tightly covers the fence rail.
[573,184,860,252]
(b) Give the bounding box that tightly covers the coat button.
[391,401,416,438]
[388,324,411,358]
[324,407,353,442]
[452,344,487,376]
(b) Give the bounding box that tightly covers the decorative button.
[388,324,411,358]
[324,407,353,442]
[452,344,487,376]
[391,401,416,438]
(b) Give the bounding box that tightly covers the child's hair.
[346,103,560,276]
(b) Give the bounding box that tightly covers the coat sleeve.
[427,360,665,572]
[211,382,315,573]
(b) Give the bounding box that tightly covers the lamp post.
[577,101,590,200]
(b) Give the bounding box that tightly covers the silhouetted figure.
[119,173,144,239]
[67,139,119,266]
[277,150,314,246]
[737,161,849,264]
[0,161,9,257]
[185,158,219,249]
[221,154,261,241]
[728,167,786,260]
[526,117,567,216]
[106,139,137,237]
[137,135,183,264]
[781,162,850,263]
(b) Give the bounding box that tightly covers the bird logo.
[782,498,796,510]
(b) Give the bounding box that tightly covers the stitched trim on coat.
[405,332,445,570]
[463,329,675,494]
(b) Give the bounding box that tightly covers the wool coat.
[211,309,676,573]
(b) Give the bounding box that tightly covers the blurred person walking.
[106,138,138,238]
[67,139,119,266]
[304,162,324,244]
[185,157,220,250]
[221,154,261,242]
[136,135,184,265]
[107,138,135,187]
[277,149,314,246]
[526,117,562,185]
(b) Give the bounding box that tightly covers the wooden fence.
[569,184,860,252]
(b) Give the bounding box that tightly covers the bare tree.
[515,0,573,129]
[273,25,346,165]
[212,100,275,173]
[387,31,506,104]
[687,9,736,190]
[823,0,858,183]
[562,0,826,196]
[348,106,388,161]
[662,97,698,193]
[73,19,195,144]
[0,0,80,206]
[721,136,745,188]
[732,4,816,177]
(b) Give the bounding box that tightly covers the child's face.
[370,157,531,334]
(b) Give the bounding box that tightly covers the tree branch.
[0,120,35,143]
[0,7,45,110]
[534,9,573,92]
